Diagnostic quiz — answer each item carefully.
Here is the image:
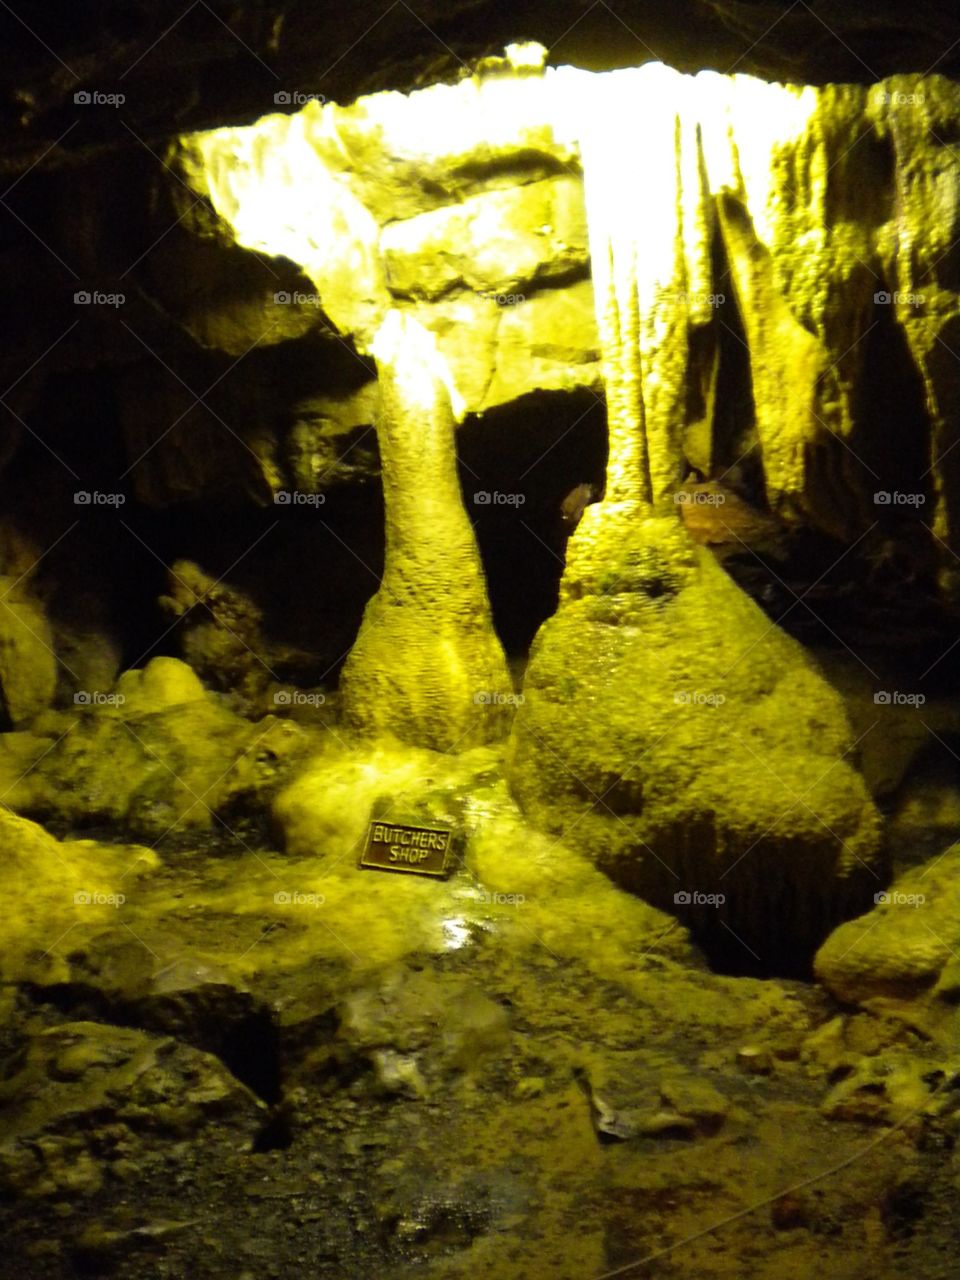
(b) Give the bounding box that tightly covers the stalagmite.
[339,311,513,750]
[173,60,960,845]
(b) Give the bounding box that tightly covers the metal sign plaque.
[359,821,454,878]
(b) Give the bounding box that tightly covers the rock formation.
[815,844,960,1007]
[106,60,960,957]
[338,312,512,750]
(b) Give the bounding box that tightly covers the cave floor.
[1,793,957,1280]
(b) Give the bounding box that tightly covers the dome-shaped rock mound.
[507,516,884,976]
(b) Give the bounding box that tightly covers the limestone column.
[561,64,695,600]
[339,311,513,750]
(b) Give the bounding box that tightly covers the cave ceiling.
[2,1,960,179]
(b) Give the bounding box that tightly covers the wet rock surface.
[2,909,957,1279]
[0,1021,267,1200]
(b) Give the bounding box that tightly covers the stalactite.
[181,63,960,573]
[560,67,862,587]
[562,68,915,556]
[576,65,693,513]
[703,77,885,540]
[559,66,696,601]
[177,60,960,668]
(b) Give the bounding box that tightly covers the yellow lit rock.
[814,844,960,1003]
[173,63,960,568]
[339,312,512,750]
[574,62,697,510]
[481,278,602,410]
[273,738,498,860]
[868,75,960,584]
[380,176,588,302]
[177,110,390,350]
[303,76,578,223]
[0,806,159,986]
[172,58,960,954]
[0,661,298,840]
[508,515,884,970]
[409,292,503,414]
[113,656,208,715]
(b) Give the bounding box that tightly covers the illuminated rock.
[409,292,503,414]
[868,75,960,586]
[177,110,391,350]
[170,64,959,572]
[380,176,589,301]
[702,76,888,542]
[274,738,500,860]
[339,313,513,750]
[481,279,602,411]
[507,517,883,972]
[814,845,960,1004]
[0,661,303,840]
[113,656,208,714]
[158,564,273,713]
[407,281,601,416]
[571,63,698,511]
[504,65,906,971]
[0,806,158,986]
[169,61,960,812]
[304,80,579,223]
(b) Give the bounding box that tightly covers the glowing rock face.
[179,111,391,349]
[503,67,900,961]
[177,62,960,564]
[553,65,960,595]
[575,65,698,510]
[507,510,886,971]
[573,67,872,540]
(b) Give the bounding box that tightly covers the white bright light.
[440,916,472,950]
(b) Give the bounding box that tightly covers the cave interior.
[0,4,958,1279]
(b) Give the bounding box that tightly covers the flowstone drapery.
[179,63,960,565]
